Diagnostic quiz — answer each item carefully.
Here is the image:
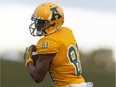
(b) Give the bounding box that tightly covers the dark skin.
[27,53,56,83]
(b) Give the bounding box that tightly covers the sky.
[1,0,115,11]
[0,0,116,60]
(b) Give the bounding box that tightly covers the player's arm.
[24,45,56,83]
[27,53,56,83]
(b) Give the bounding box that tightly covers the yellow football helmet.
[29,2,64,36]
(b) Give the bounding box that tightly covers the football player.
[24,2,93,87]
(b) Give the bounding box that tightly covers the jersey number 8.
[67,45,82,76]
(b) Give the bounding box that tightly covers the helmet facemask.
[29,15,51,36]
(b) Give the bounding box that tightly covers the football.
[31,45,38,65]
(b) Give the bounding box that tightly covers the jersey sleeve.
[36,38,59,54]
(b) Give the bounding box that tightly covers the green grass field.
[1,59,115,87]
[1,60,53,87]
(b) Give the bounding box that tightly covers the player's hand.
[24,45,34,66]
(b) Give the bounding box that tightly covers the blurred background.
[0,0,115,87]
